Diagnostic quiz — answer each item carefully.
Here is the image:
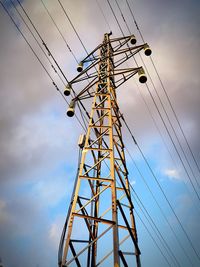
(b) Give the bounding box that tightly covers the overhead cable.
[122,114,200,262]
[115,0,200,199]
[126,0,200,183]
[2,0,87,132]
[107,0,200,204]
[124,147,194,266]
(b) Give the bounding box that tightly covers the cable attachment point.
[130,34,137,45]
[66,99,76,117]
[144,43,152,56]
[64,83,72,96]
[77,61,83,72]
[138,67,147,83]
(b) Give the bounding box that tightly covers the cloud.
[130,179,136,186]
[164,168,181,181]
[0,190,63,267]
[48,215,65,248]
[0,0,200,267]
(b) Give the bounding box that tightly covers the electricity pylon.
[59,32,151,267]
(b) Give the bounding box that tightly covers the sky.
[0,0,200,266]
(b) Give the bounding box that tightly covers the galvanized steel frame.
[60,33,143,267]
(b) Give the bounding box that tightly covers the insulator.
[77,61,83,72]
[138,67,147,83]
[144,43,152,56]
[67,100,76,117]
[130,35,137,45]
[64,83,72,96]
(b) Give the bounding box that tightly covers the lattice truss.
[59,32,151,267]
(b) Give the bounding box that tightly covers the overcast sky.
[0,0,200,266]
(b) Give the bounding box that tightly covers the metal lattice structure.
[59,32,151,267]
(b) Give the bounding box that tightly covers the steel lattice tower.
[59,32,151,267]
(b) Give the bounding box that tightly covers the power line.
[4,0,198,264]
[15,0,90,133]
[39,0,95,131]
[151,57,200,180]
[125,0,145,42]
[98,0,181,179]
[41,0,199,264]
[40,0,79,64]
[115,0,180,172]
[115,0,132,34]
[107,0,200,204]
[144,82,200,202]
[48,0,103,129]
[115,169,180,266]
[15,0,70,85]
[134,202,180,267]
[133,78,180,172]
[134,208,172,267]
[43,0,99,94]
[130,184,182,267]
[9,0,65,85]
[65,0,198,262]
[41,0,200,264]
[114,176,175,266]
[40,0,97,98]
[1,1,53,85]
[126,0,200,185]
[56,0,99,76]
[124,147,194,266]
[1,0,87,133]
[121,114,200,262]
[95,0,112,32]
[57,0,89,55]
[145,65,200,191]
[38,0,91,130]
[113,0,200,201]
[37,1,106,144]
[106,0,126,37]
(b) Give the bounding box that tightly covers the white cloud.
[164,168,181,181]
[0,0,200,266]
[130,179,136,186]
[31,174,74,207]
[49,221,62,247]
